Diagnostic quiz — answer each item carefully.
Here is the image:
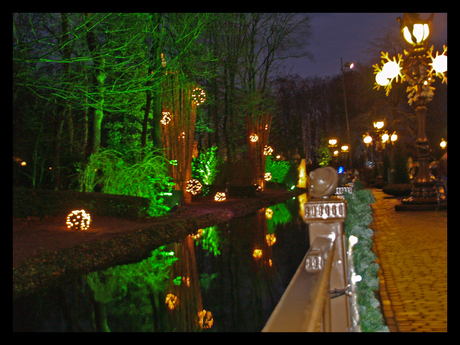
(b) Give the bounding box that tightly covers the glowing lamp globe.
[253,249,263,259]
[186,179,203,195]
[375,71,390,86]
[363,135,373,145]
[214,192,226,202]
[382,61,401,80]
[165,294,179,310]
[403,24,430,45]
[192,87,206,106]
[432,54,447,74]
[264,172,272,181]
[160,111,171,125]
[250,134,259,142]
[198,310,213,329]
[66,210,91,231]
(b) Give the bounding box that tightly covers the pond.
[13,194,310,332]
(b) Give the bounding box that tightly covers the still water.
[13,194,310,332]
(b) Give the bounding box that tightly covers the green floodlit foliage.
[86,246,178,304]
[266,202,294,234]
[191,146,223,186]
[78,146,174,216]
[196,225,222,257]
[265,156,292,183]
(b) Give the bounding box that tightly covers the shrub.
[192,146,223,185]
[78,147,174,217]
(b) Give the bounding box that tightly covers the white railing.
[263,196,361,332]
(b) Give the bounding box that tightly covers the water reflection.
[13,194,309,332]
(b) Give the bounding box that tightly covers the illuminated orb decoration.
[253,249,263,259]
[264,172,272,181]
[198,310,213,329]
[263,145,274,155]
[192,87,206,106]
[160,111,171,125]
[186,179,203,195]
[190,229,204,240]
[214,192,226,202]
[265,208,273,219]
[165,293,179,310]
[249,134,259,142]
[266,234,276,246]
[66,210,91,231]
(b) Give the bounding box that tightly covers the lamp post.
[341,58,354,170]
[373,13,447,210]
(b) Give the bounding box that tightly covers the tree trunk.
[85,13,106,154]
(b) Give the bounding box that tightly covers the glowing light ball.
[192,87,206,106]
[186,179,203,195]
[265,208,273,219]
[266,234,276,246]
[198,310,213,329]
[214,192,226,202]
[264,172,272,181]
[160,111,171,125]
[253,249,263,259]
[190,229,204,240]
[263,145,274,155]
[249,134,259,142]
[66,210,91,231]
[165,293,179,310]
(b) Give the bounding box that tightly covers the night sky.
[286,13,448,78]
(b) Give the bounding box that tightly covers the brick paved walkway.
[370,189,447,332]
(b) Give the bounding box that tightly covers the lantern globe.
[403,23,430,45]
[375,71,390,86]
[432,54,447,74]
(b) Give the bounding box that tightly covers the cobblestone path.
[370,189,447,332]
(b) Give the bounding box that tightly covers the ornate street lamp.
[373,13,447,210]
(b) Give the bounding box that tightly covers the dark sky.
[286,13,447,78]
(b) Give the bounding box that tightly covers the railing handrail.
[263,194,362,332]
[262,234,336,332]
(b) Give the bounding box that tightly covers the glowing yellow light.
[192,87,206,106]
[160,111,171,125]
[165,293,179,310]
[363,135,373,145]
[373,52,404,95]
[373,121,384,130]
[375,71,390,86]
[263,145,274,155]
[198,310,213,329]
[66,210,91,231]
[20,161,26,166]
[264,172,272,181]
[265,208,273,219]
[328,139,337,146]
[440,139,447,149]
[183,276,190,287]
[403,23,430,45]
[190,229,204,240]
[391,132,398,142]
[253,249,262,259]
[333,150,339,156]
[186,179,203,195]
[341,145,349,152]
[381,133,389,143]
[266,234,276,246]
[214,192,226,202]
[250,134,259,142]
[432,54,447,74]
